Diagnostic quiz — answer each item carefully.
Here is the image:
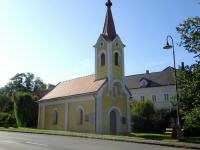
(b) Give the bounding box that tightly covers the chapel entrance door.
[110,110,117,135]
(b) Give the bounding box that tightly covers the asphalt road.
[0,131,192,150]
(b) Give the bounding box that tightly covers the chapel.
[38,0,131,135]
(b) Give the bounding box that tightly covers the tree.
[177,63,200,113]
[0,73,53,127]
[0,94,13,113]
[4,73,48,98]
[131,100,168,133]
[176,17,200,58]
[183,107,200,136]
[176,4,200,136]
[13,92,38,127]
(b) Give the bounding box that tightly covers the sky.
[0,0,199,87]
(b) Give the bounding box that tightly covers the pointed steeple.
[102,0,117,41]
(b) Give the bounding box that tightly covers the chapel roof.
[40,75,106,101]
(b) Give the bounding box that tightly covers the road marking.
[25,141,48,147]
[0,140,16,144]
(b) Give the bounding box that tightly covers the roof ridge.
[62,74,95,83]
[126,66,173,78]
[126,71,162,77]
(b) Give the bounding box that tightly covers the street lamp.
[163,35,181,136]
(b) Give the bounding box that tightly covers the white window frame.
[99,50,106,67]
[164,94,169,102]
[53,108,58,125]
[76,106,84,125]
[152,95,157,102]
[140,96,145,101]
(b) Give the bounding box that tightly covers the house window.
[152,95,157,102]
[53,109,58,125]
[77,107,83,125]
[114,52,119,66]
[112,83,121,99]
[164,94,169,102]
[100,53,105,66]
[140,96,145,101]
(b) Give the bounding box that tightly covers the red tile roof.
[40,75,106,101]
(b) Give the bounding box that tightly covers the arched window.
[101,53,105,66]
[114,52,119,66]
[53,109,58,125]
[77,107,83,125]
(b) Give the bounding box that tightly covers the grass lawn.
[131,133,200,144]
[0,127,199,145]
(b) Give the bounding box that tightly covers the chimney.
[181,62,185,70]
[146,70,150,74]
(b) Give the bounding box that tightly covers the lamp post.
[163,35,181,137]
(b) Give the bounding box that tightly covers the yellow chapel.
[38,0,131,135]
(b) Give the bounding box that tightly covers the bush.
[0,112,16,127]
[131,100,171,133]
[184,107,200,136]
[13,92,38,127]
[0,94,13,113]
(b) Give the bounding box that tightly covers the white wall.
[130,85,176,110]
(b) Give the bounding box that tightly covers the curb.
[0,129,199,149]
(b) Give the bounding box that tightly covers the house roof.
[125,67,175,89]
[40,75,106,101]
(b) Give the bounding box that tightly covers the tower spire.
[102,0,117,41]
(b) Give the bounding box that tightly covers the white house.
[125,67,176,110]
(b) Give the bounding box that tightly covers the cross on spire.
[102,0,117,41]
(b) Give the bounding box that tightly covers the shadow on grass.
[179,137,200,144]
[130,133,173,141]
[130,133,200,144]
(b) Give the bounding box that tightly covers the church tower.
[94,0,131,134]
[94,0,126,91]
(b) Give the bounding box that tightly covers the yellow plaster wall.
[97,44,108,80]
[45,104,65,130]
[102,89,128,134]
[96,38,124,80]
[38,106,43,129]
[68,100,95,133]
[112,41,124,80]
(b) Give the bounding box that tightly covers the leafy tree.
[0,94,13,113]
[176,4,200,136]
[131,100,168,133]
[183,107,200,136]
[4,73,48,98]
[13,92,38,127]
[177,63,200,113]
[176,17,200,58]
[0,73,53,127]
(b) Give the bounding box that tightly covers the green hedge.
[131,100,171,133]
[14,92,38,127]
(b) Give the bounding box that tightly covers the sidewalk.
[0,127,199,149]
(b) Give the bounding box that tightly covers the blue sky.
[0,0,199,87]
